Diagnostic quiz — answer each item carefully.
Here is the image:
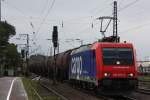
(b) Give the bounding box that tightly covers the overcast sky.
[2,0,150,60]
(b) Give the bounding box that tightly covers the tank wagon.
[29,42,138,94]
[29,55,48,77]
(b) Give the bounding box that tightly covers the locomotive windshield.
[102,48,133,65]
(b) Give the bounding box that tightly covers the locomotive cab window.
[102,48,134,65]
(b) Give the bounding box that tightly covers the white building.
[137,61,150,74]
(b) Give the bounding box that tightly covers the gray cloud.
[3,0,149,60]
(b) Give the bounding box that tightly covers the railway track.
[39,82,118,100]
[137,88,150,95]
[140,80,149,84]
[39,78,141,100]
[70,85,113,100]
[39,83,68,100]
[73,87,140,100]
[139,80,150,88]
[34,77,150,100]
[114,95,138,100]
[66,82,138,100]
[39,78,102,100]
[137,79,150,95]
[30,84,43,100]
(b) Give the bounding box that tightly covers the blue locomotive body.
[69,48,97,85]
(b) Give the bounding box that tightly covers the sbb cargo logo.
[71,56,82,80]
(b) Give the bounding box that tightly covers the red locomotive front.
[93,43,138,94]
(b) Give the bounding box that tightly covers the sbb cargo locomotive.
[29,42,138,94]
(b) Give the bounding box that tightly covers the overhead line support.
[113,1,118,42]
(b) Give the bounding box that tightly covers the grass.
[22,77,40,100]
[22,77,61,100]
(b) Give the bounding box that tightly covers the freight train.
[29,42,138,95]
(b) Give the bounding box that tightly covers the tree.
[0,21,21,76]
[0,21,15,46]
[5,43,22,67]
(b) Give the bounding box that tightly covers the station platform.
[0,77,28,100]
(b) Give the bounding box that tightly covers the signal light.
[128,73,134,78]
[52,26,58,47]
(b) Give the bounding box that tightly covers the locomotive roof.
[71,42,133,55]
[71,44,92,55]
[91,42,133,49]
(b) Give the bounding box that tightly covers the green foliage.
[5,43,22,67]
[0,21,22,69]
[0,21,16,45]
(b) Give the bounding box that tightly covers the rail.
[112,95,137,100]
[137,88,150,95]
[39,83,68,100]
[30,84,43,100]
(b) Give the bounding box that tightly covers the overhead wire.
[118,0,125,8]
[4,1,28,18]
[88,0,139,38]
[90,0,110,12]
[63,16,93,23]
[72,1,113,36]
[120,21,150,34]
[117,0,146,36]
[40,0,49,15]
[4,1,35,34]
[31,0,56,54]
[118,0,139,12]
[90,1,113,15]
[3,1,41,55]
[34,0,56,40]
[118,0,141,23]
[7,0,140,53]
[39,0,140,40]
[58,1,111,36]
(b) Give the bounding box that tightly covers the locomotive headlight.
[104,73,108,77]
[128,73,134,78]
[104,73,111,77]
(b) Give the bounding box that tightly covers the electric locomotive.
[69,42,138,94]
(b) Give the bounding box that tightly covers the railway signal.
[52,26,58,85]
[52,26,58,47]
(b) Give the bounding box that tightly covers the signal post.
[52,26,58,85]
